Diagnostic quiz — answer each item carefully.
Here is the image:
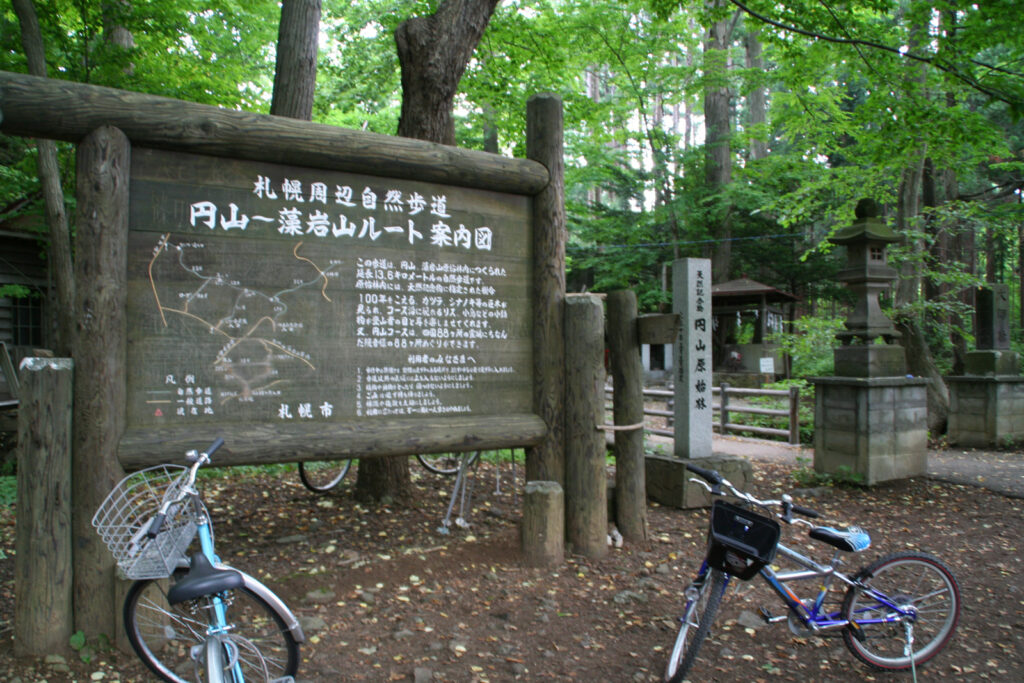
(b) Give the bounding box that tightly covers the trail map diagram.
[143,233,342,416]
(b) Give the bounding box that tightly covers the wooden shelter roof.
[710,278,799,306]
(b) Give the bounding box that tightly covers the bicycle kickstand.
[437,452,477,534]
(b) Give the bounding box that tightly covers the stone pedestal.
[645,454,752,508]
[812,376,928,485]
[947,375,1024,448]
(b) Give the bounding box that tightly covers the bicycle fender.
[238,570,307,643]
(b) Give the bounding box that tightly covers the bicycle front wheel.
[298,459,352,492]
[124,577,300,683]
[664,567,726,683]
[842,552,960,671]
[416,451,480,475]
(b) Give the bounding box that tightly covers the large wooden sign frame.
[0,71,566,472]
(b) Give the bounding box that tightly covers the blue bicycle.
[94,438,304,683]
[665,462,961,682]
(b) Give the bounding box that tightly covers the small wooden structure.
[711,277,797,377]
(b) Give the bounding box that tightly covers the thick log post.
[607,290,648,543]
[73,126,130,637]
[521,481,565,567]
[564,295,607,559]
[526,94,566,486]
[15,358,74,655]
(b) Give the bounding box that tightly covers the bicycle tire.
[841,552,960,671]
[298,459,352,493]
[124,576,300,683]
[664,567,726,683]
[416,451,480,475]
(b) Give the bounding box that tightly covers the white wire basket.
[92,464,199,580]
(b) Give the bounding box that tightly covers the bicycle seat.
[809,525,871,552]
[167,552,244,604]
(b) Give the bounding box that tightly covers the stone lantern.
[828,198,905,377]
[811,199,927,485]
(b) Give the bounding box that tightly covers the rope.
[596,422,646,432]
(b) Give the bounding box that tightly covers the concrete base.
[947,375,1024,448]
[964,350,1020,377]
[645,454,753,509]
[811,376,928,485]
[833,344,906,378]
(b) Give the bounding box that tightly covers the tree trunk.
[271,0,321,120]
[743,27,767,161]
[13,0,75,355]
[897,317,948,435]
[394,0,498,145]
[356,0,499,502]
[703,2,735,282]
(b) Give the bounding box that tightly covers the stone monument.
[811,199,928,484]
[947,283,1024,446]
[646,258,751,508]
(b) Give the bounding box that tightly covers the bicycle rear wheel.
[842,552,960,671]
[416,451,480,475]
[298,459,352,492]
[664,567,726,683]
[124,576,300,682]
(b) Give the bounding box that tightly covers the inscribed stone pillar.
[673,258,713,459]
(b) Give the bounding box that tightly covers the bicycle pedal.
[759,607,786,624]
[847,621,866,642]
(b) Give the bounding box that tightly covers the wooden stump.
[564,295,607,559]
[607,290,648,543]
[521,481,564,567]
[15,357,74,656]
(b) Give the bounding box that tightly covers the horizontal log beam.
[118,413,547,469]
[0,71,549,196]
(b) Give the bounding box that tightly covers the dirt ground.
[1,453,1021,682]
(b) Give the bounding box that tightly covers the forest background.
[2,0,1023,443]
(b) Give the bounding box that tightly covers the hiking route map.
[125,149,532,428]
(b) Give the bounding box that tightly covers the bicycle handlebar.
[685,461,821,525]
[146,438,224,538]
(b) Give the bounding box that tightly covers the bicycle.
[664,462,960,683]
[296,452,481,493]
[93,438,304,683]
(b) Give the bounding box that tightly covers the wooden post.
[521,481,564,567]
[15,357,74,656]
[607,290,648,543]
[720,382,730,436]
[73,126,130,638]
[788,385,800,445]
[526,94,566,486]
[564,295,607,559]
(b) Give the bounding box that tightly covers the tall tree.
[354,0,500,503]
[703,0,738,282]
[395,0,499,144]
[271,0,322,120]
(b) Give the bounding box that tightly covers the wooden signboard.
[121,148,537,464]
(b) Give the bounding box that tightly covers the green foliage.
[69,630,111,664]
[770,314,845,378]
[0,476,15,506]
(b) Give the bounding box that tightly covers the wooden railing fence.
[607,383,801,445]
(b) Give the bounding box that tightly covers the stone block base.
[963,351,1020,377]
[948,376,1024,448]
[812,376,928,485]
[645,454,753,509]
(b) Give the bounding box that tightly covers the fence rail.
[607,383,801,445]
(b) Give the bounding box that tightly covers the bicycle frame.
[756,541,917,633]
[191,494,247,683]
